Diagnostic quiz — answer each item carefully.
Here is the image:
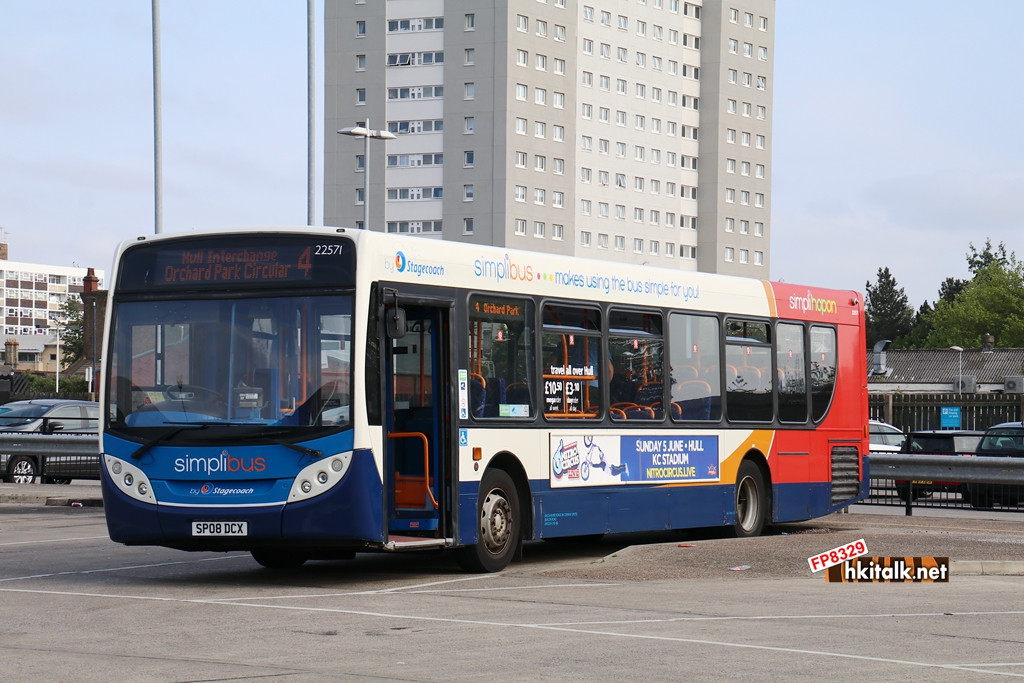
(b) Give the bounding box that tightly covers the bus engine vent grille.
[829,446,861,505]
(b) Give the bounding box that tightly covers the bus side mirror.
[387,307,407,338]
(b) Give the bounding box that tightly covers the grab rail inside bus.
[387,431,439,509]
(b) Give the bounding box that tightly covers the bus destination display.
[161,246,310,283]
[119,237,355,290]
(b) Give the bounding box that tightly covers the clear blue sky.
[2,1,1021,305]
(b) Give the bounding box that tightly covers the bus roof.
[115,226,861,324]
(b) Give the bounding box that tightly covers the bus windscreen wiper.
[130,422,322,460]
[226,427,323,458]
[129,423,210,460]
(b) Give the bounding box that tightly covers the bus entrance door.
[385,301,451,541]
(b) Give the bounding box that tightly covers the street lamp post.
[55,318,62,392]
[950,345,964,394]
[338,118,397,230]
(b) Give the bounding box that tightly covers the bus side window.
[468,295,534,419]
[542,303,602,420]
[669,312,722,422]
[777,322,808,423]
[608,308,664,421]
[725,319,773,422]
[810,325,837,422]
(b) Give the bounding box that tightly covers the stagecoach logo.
[394,251,445,278]
[189,482,257,496]
[789,289,838,316]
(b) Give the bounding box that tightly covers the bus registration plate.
[192,521,248,536]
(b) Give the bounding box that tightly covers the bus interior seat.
[633,384,663,418]
[505,382,531,406]
[622,405,656,420]
[672,380,713,421]
[483,377,506,417]
[675,365,698,382]
[634,383,662,406]
[469,373,486,418]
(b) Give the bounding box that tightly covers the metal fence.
[866,452,1024,515]
[870,392,1024,432]
[0,432,101,481]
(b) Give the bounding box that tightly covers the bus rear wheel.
[251,549,308,569]
[458,469,520,573]
[733,460,767,538]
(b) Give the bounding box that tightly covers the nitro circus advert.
[550,434,720,487]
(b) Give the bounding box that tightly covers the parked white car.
[869,419,905,453]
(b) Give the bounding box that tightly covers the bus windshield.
[107,294,353,437]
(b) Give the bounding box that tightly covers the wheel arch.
[484,450,533,541]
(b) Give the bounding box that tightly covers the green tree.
[865,267,914,349]
[900,300,934,348]
[925,259,1024,348]
[56,297,84,370]
[966,239,1010,275]
[937,277,966,304]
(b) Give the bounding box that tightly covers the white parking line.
[0,535,109,547]
[2,586,1023,676]
[534,609,1024,626]
[223,576,620,602]
[0,554,248,583]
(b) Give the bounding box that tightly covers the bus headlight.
[288,451,353,502]
[103,455,157,505]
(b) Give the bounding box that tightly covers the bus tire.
[733,460,767,538]
[251,549,308,569]
[458,468,520,573]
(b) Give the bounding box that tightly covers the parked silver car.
[0,399,100,484]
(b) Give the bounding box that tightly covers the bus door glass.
[385,303,449,534]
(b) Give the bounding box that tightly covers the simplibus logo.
[789,289,838,316]
[474,253,534,282]
[395,250,445,277]
[174,450,267,474]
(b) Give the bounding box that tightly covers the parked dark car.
[967,422,1024,509]
[895,429,984,502]
[0,399,100,484]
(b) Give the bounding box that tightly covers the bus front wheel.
[251,549,308,570]
[733,460,767,538]
[459,469,521,573]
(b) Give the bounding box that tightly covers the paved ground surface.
[3,486,1024,679]
[537,513,1024,581]
[4,480,1023,579]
